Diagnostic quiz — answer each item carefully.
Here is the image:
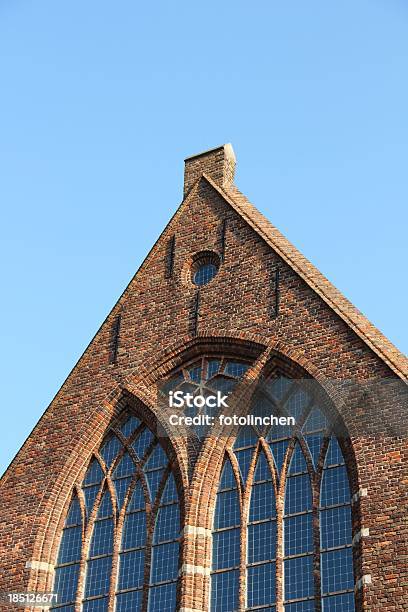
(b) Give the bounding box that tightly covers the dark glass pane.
[253,452,272,483]
[284,514,313,556]
[132,428,154,460]
[83,459,104,486]
[128,481,145,512]
[120,415,141,438]
[284,474,312,515]
[325,437,345,467]
[146,469,165,503]
[49,606,75,612]
[236,448,254,484]
[83,485,100,517]
[89,519,113,557]
[122,511,146,550]
[214,490,240,529]
[224,362,249,378]
[65,496,82,527]
[100,435,122,468]
[247,562,276,607]
[210,570,239,612]
[113,452,135,479]
[248,521,276,563]
[212,528,240,570]
[145,445,168,470]
[249,482,276,522]
[284,555,314,600]
[82,598,108,612]
[269,377,292,401]
[219,459,237,490]
[188,364,202,382]
[153,504,180,543]
[150,542,179,583]
[114,477,132,509]
[148,583,177,612]
[53,564,79,604]
[288,444,307,474]
[321,548,354,594]
[320,466,350,507]
[322,592,355,611]
[96,490,113,518]
[115,590,143,612]
[161,473,178,504]
[84,556,112,598]
[57,526,82,564]
[320,506,352,549]
[118,550,145,590]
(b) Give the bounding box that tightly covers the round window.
[190,251,220,286]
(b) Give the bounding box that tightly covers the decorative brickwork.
[0,145,406,611]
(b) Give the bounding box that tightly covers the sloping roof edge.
[201,173,407,380]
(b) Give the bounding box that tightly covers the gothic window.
[210,378,355,611]
[51,412,180,612]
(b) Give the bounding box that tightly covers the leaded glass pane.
[122,511,146,550]
[285,388,310,421]
[113,452,134,478]
[302,407,327,432]
[83,459,104,485]
[284,602,315,611]
[269,439,289,473]
[236,447,254,483]
[115,590,143,612]
[82,598,108,612]
[120,415,141,439]
[214,489,240,529]
[118,550,145,590]
[284,474,312,515]
[57,526,82,564]
[65,496,82,527]
[284,555,314,600]
[322,592,355,611]
[320,466,350,507]
[321,548,354,594]
[145,444,168,470]
[320,506,352,549]
[53,564,79,604]
[83,485,100,517]
[97,490,113,518]
[304,433,324,468]
[249,482,276,522]
[154,504,180,543]
[132,428,154,459]
[213,528,240,570]
[247,562,276,607]
[325,437,345,467]
[150,542,179,583]
[148,583,177,612]
[269,377,292,401]
[254,451,272,483]
[207,359,221,379]
[288,444,307,474]
[84,556,112,598]
[161,473,178,503]
[145,469,165,503]
[284,513,313,556]
[248,521,277,563]
[128,481,145,511]
[114,476,132,509]
[219,459,237,490]
[224,361,249,378]
[89,519,113,557]
[210,570,239,612]
[100,435,122,468]
[233,426,258,450]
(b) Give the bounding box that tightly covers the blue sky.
[0,0,407,476]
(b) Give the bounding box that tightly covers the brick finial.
[183,143,236,196]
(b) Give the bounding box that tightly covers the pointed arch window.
[210,377,356,611]
[51,411,181,612]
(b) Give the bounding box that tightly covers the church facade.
[0,144,407,612]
